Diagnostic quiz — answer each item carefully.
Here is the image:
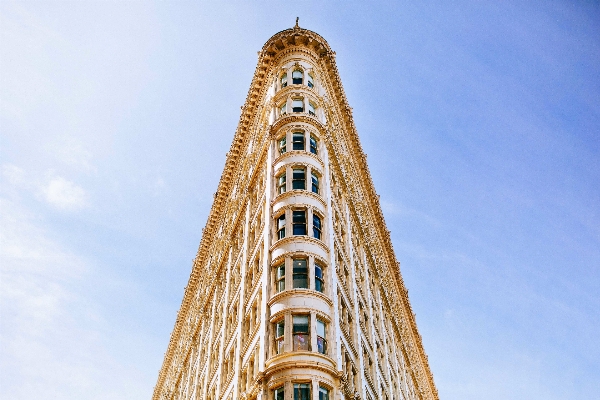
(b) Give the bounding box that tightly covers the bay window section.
[274,320,285,355]
[274,386,285,400]
[313,214,322,240]
[315,263,324,293]
[276,264,285,293]
[292,315,310,351]
[317,319,327,354]
[292,99,304,113]
[292,70,303,85]
[292,210,307,235]
[292,132,305,150]
[292,259,308,289]
[310,135,318,155]
[277,214,286,240]
[278,136,286,155]
[318,387,330,400]
[277,173,286,195]
[311,172,319,194]
[292,168,306,190]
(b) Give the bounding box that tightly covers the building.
[153,22,438,400]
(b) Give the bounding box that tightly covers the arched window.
[281,73,288,88]
[292,99,304,113]
[292,70,303,85]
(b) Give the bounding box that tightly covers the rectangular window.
[317,319,327,354]
[310,135,318,155]
[281,73,288,88]
[280,102,287,115]
[292,70,303,85]
[292,315,310,351]
[278,136,286,154]
[307,73,314,88]
[277,173,286,195]
[292,132,305,151]
[315,263,324,293]
[276,264,285,293]
[308,102,316,116]
[292,258,308,289]
[292,168,306,190]
[292,210,307,235]
[313,214,322,240]
[274,320,285,354]
[318,386,330,400]
[311,172,319,194]
[292,99,304,113]
[274,386,285,400]
[277,214,286,239]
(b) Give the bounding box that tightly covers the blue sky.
[1,1,598,399]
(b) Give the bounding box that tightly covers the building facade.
[153,24,438,400]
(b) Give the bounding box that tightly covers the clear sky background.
[1,1,598,399]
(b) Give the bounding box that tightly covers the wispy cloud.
[41,175,87,210]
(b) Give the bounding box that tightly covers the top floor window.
[281,73,288,88]
[292,99,304,113]
[307,73,314,88]
[292,70,303,85]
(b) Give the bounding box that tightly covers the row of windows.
[273,315,327,355]
[278,132,318,156]
[281,69,314,88]
[274,258,325,293]
[276,168,319,195]
[276,209,322,240]
[274,384,329,400]
[280,98,316,116]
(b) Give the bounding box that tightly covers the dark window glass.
[275,386,285,400]
[313,214,322,240]
[292,99,304,112]
[292,70,303,85]
[319,386,329,400]
[308,73,314,88]
[292,168,306,190]
[292,210,307,235]
[276,264,285,292]
[292,133,305,150]
[310,136,318,154]
[315,264,324,293]
[293,259,308,289]
[277,214,285,239]
[317,319,327,354]
[311,172,319,194]
[292,315,310,351]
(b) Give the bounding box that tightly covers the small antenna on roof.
[295,17,299,28]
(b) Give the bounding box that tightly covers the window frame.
[277,172,286,195]
[276,263,285,293]
[292,98,304,113]
[313,213,322,240]
[281,73,288,88]
[292,167,306,190]
[292,69,303,85]
[315,263,324,293]
[318,386,330,400]
[316,319,327,354]
[292,315,310,351]
[278,136,287,155]
[274,319,285,355]
[307,73,314,88]
[277,213,286,240]
[274,385,285,400]
[309,135,318,155]
[292,132,305,151]
[292,209,307,236]
[292,258,308,289]
[308,101,316,116]
[311,171,319,194]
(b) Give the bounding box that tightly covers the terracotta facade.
[153,24,438,400]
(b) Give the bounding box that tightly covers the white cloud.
[42,175,87,210]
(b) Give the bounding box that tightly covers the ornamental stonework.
[154,23,438,400]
